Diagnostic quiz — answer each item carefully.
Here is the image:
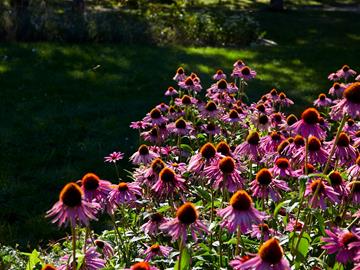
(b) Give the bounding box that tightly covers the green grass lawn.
[0,8,359,249]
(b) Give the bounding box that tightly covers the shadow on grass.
[0,9,359,249]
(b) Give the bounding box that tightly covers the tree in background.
[270,0,284,11]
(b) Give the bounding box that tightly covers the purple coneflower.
[293,136,328,165]
[270,158,296,178]
[235,131,262,162]
[175,94,197,107]
[260,132,285,153]
[328,171,348,197]
[143,244,172,261]
[277,92,294,107]
[95,239,114,259]
[188,143,220,173]
[250,223,275,241]
[204,156,244,192]
[314,93,332,107]
[328,72,340,81]
[347,156,360,179]
[347,180,360,204]
[167,117,193,136]
[291,108,325,138]
[217,190,266,233]
[336,65,357,80]
[104,151,124,163]
[108,182,142,213]
[160,202,208,242]
[233,59,246,69]
[199,100,220,118]
[79,173,111,204]
[165,86,178,96]
[130,145,158,165]
[58,247,106,270]
[130,120,149,130]
[250,168,290,202]
[222,109,243,123]
[329,82,346,97]
[331,82,360,119]
[213,69,226,80]
[304,179,339,209]
[178,77,202,92]
[202,122,221,136]
[143,108,168,126]
[322,228,360,264]
[234,66,256,80]
[236,238,290,270]
[46,183,100,227]
[152,167,186,197]
[285,219,304,233]
[173,67,186,82]
[326,132,357,166]
[142,212,169,236]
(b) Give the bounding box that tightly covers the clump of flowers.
[37,62,360,270]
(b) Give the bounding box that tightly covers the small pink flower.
[143,244,172,261]
[314,93,332,107]
[104,151,124,163]
[142,212,169,236]
[108,182,142,213]
[336,65,357,80]
[212,69,227,80]
[165,86,178,96]
[305,179,339,209]
[173,67,186,82]
[130,145,159,165]
[125,262,159,270]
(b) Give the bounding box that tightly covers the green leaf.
[76,254,85,270]
[174,247,191,270]
[273,200,290,218]
[26,249,41,270]
[180,144,193,154]
[290,232,311,261]
[314,211,326,235]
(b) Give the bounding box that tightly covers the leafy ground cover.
[0,7,359,249]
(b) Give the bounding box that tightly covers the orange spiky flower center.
[229,110,239,119]
[310,179,325,194]
[277,140,289,154]
[216,69,223,75]
[175,118,187,129]
[329,171,343,186]
[256,104,266,113]
[95,240,105,249]
[344,82,360,104]
[286,114,298,126]
[42,265,57,270]
[200,143,216,159]
[270,88,278,96]
[308,136,321,152]
[337,132,350,147]
[60,183,83,207]
[182,95,192,104]
[150,212,163,222]
[319,93,326,101]
[151,158,166,174]
[230,190,253,211]
[138,144,150,155]
[82,173,100,191]
[176,202,198,224]
[294,135,305,147]
[150,108,161,119]
[159,168,176,183]
[184,77,194,86]
[131,262,151,270]
[176,67,184,74]
[217,79,227,90]
[118,182,129,192]
[342,65,350,72]
[219,157,236,174]
[341,232,358,247]
[205,101,217,112]
[301,108,320,125]
[258,238,283,265]
[216,141,231,156]
[256,168,273,186]
[241,66,250,75]
[247,131,260,145]
[258,114,269,125]
[150,244,161,252]
[272,113,282,123]
[276,158,290,169]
